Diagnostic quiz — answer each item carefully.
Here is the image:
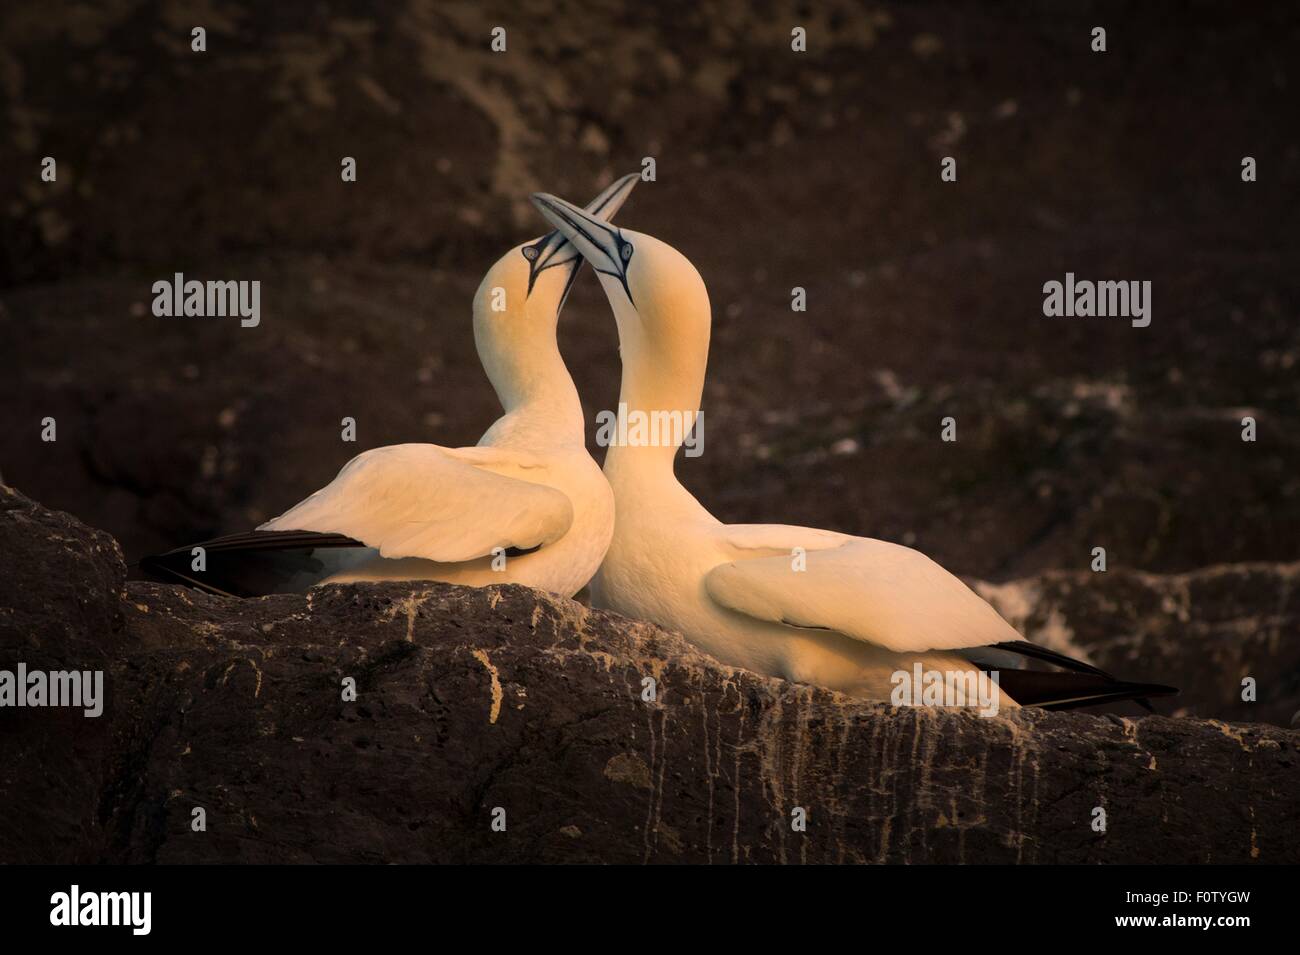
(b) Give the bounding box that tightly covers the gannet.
[140,174,640,599]
[531,191,1177,708]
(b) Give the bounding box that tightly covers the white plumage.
[532,192,1027,703]
[251,177,642,596]
[146,175,640,599]
[706,532,1021,654]
[260,443,574,563]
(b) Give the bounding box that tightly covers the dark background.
[0,2,1297,719]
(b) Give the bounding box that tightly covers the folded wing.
[705,534,1022,653]
[721,523,851,553]
[259,443,574,562]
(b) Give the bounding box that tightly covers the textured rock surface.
[1,488,1296,864]
[0,487,127,862]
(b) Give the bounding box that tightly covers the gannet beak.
[531,190,636,305]
[524,174,638,308]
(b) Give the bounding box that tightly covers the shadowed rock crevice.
[0,487,1296,864]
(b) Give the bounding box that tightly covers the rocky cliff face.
[1,487,1296,864]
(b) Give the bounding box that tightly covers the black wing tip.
[1132,683,1180,705]
[136,553,242,598]
[154,529,363,557]
[994,664,1180,711]
[1033,681,1180,711]
[986,640,1179,711]
[136,529,367,599]
[989,639,1111,678]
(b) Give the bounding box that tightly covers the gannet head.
[530,191,711,413]
[472,174,637,408]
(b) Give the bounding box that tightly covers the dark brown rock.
[0,485,126,863]
[1,489,1296,863]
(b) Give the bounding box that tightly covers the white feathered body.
[593,473,1018,702]
[260,420,613,597]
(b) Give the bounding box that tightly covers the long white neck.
[601,275,711,509]
[477,330,585,450]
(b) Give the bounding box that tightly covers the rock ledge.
[0,487,1295,863]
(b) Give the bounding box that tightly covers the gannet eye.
[620,242,633,262]
[523,245,540,261]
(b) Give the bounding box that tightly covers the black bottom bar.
[0,864,1281,941]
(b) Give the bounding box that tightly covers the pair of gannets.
[144,174,1174,708]
[142,175,637,599]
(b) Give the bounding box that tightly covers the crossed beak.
[524,174,638,309]
[530,191,635,304]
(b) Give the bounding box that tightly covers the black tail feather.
[137,530,367,598]
[988,640,1111,678]
[963,640,1178,711]
[991,668,1178,711]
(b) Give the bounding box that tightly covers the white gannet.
[140,175,640,599]
[531,191,1177,708]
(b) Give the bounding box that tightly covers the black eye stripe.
[524,186,636,299]
[538,199,636,305]
[525,231,571,295]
